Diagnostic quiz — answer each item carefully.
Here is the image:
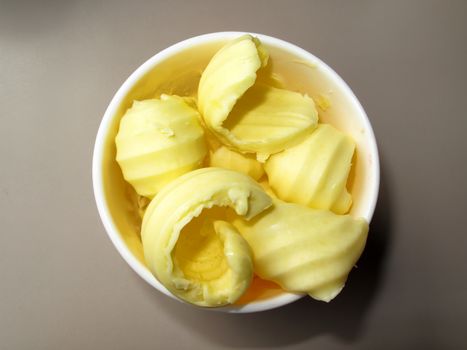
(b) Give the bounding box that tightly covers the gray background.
[1,0,466,349]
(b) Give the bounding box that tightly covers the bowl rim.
[92,31,380,313]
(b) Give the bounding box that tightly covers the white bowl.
[92,32,380,313]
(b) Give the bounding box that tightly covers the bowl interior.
[94,32,379,313]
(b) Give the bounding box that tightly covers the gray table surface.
[1,1,466,349]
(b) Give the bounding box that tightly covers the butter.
[113,34,368,307]
[172,216,254,306]
[141,167,272,306]
[315,93,331,111]
[233,199,368,302]
[198,36,318,156]
[198,35,268,130]
[209,146,264,180]
[220,84,318,154]
[265,124,355,214]
[115,95,207,198]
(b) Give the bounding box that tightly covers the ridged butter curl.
[233,200,368,302]
[265,124,355,214]
[198,35,318,155]
[116,95,207,198]
[141,167,272,307]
